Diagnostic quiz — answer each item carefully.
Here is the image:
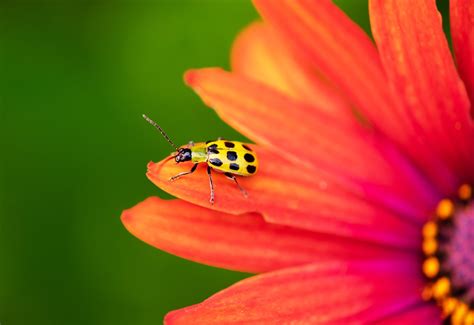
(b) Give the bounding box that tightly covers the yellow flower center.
[422,184,474,324]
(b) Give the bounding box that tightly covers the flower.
[121,0,474,323]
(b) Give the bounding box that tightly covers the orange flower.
[121,0,474,323]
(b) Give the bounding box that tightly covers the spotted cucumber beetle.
[143,114,258,204]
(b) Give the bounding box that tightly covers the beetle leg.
[224,172,248,198]
[207,166,215,204]
[170,163,198,181]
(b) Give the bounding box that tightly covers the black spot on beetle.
[244,153,255,162]
[246,165,256,174]
[224,141,235,148]
[229,163,240,170]
[207,144,219,154]
[242,144,252,151]
[227,151,238,161]
[209,158,223,167]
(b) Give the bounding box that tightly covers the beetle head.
[175,148,192,163]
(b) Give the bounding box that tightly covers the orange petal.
[147,146,422,249]
[184,68,438,215]
[184,67,355,156]
[121,197,411,273]
[231,21,351,121]
[165,260,424,324]
[253,0,467,193]
[252,0,411,146]
[451,0,474,112]
[370,0,474,187]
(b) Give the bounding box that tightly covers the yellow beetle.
[143,114,258,204]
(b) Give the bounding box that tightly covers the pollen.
[432,277,451,299]
[422,237,437,255]
[441,297,458,317]
[458,184,472,201]
[422,220,438,238]
[421,184,474,324]
[423,257,440,278]
[437,198,455,220]
[452,302,469,324]
[465,312,474,325]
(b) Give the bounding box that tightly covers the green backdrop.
[0,1,449,324]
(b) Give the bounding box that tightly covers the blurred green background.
[0,1,449,324]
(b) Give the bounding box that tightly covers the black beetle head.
[175,148,192,163]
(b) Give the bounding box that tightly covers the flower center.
[422,184,474,324]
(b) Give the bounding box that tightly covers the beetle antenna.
[142,114,179,151]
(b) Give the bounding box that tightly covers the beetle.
[143,114,258,204]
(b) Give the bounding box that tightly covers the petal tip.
[121,197,162,228]
[184,67,227,88]
[163,311,176,325]
[120,209,134,229]
[163,307,186,325]
[164,307,196,325]
[183,69,199,87]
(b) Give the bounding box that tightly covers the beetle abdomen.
[206,140,258,176]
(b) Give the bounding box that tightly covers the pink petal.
[374,304,441,324]
[121,197,411,273]
[370,0,474,189]
[165,260,425,324]
[451,0,474,112]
